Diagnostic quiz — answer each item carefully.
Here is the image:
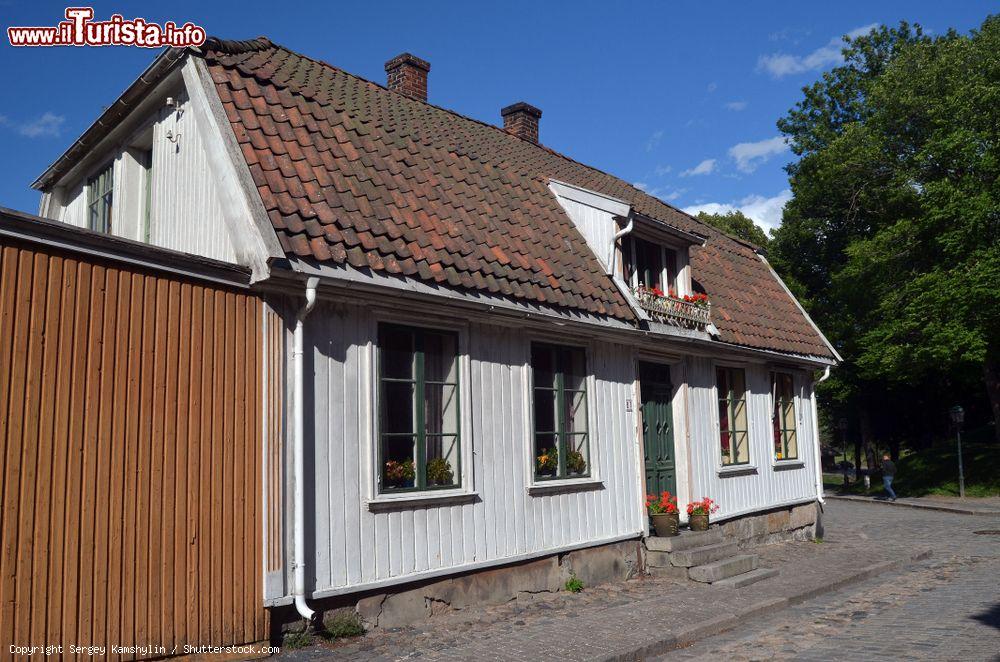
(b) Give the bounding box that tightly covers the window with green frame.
[771,371,797,460]
[531,343,590,480]
[378,323,460,492]
[716,366,749,466]
[87,162,114,233]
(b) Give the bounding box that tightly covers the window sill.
[527,479,604,496]
[717,465,758,477]
[367,490,479,511]
[772,460,805,471]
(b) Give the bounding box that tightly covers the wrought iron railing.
[634,291,711,329]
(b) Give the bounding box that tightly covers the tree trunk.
[860,408,877,473]
[985,344,1000,445]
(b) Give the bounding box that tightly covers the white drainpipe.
[607,217,634,276]
[812,366,831,504]
[292,277,320,623]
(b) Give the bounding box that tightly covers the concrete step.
[670,541,739,568]
[645,527,724,553]
[688,554,759,583]
[645,550,673,568]
[713,567,779,588]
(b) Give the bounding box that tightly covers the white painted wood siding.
[39,88,236,262]
[683,356,818,520]
[301,302,643,595]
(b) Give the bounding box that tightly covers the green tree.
[770,18,1000,450]
[695,210,769,247]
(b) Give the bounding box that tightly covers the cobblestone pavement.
[278,501,1000,661]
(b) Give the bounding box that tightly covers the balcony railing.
[634,290,711,329]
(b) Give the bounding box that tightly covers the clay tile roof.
[200,37,836,360]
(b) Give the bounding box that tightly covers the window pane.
[565,390,587,434]
[425,435,459,487]
[784,429,798,460]
[381,382,415,434]
[424,330,457,383]
[533,388,557,433]
[425,383,458,436]
[381,435,416,490]
[733,397,747,433]
[733,431,749,464]
[565,433,589,476]
[380,325,416,380]
[535,433,558,477]
[531,344,556,389]
[720,429,732,463]
[563,348,587,391]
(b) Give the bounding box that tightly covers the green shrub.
[322,610,365,639]
[564,573,584,593]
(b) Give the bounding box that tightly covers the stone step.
[645,527,724,553]
[647,564,689,580]
[688,554,759,583]
[670,541,739,568]
[645,550,673,568]
[712,567,779,588]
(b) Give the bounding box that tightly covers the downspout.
[292,277,320,623]
[608,216,634,277]
[812,366,831,505]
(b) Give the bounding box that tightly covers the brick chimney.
[385,53,430,101]
[501,102,542,143]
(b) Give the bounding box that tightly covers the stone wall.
[272,540,643,634]
[718,501,821,549]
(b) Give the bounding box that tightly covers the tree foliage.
[770,16,1000,448]
[695,210,769,247]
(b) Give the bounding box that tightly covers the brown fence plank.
[0,236,267,658]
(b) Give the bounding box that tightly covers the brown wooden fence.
[0,213,268,660]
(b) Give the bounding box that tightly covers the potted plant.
[566,450,587,476]
[384,459,415,489]
[426,457,454,486]
[645,491,680,537]
[536,446,558,477]
[686,497,719,531]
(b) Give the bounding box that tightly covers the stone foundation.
[717,501,821,549]
[273,539,643,637]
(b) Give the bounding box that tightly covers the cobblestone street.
[280,500,1000,661]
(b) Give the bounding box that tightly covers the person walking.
[881,453,897,501]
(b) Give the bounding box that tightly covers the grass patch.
[895,442,1000,498]
[321,610,365,639]
[564,573,584,593]
[282,630,314,649]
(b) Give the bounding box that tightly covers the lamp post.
[837,418,849,489]
[949,405,966,499]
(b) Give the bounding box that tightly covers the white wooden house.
[32,37,839,628]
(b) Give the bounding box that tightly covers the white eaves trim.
[183,56,286,281]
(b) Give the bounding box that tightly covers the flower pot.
[689,513,710,531]
[650,512,679,537]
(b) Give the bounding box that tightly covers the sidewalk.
[824,492,1000,516]
[277,501,947,661]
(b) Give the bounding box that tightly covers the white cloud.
[728,136,790,173]
[757,24,878,78]
[680,158,716,177]
[706,82,718,93]
[683,189,792,233]
[654,164,673,176]
[645,129,664,152]
[725,101,748,111]
[635,182,685,202]
[0,111,65,138]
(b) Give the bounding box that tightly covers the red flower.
[686,496,720,516]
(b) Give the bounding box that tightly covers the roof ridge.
[203,36,727,242]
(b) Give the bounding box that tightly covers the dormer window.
[623,235,677,294]
[87,162,114,233]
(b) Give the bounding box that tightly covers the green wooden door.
[640,362,676,497]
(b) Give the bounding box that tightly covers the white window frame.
[713,362,754,472]
[769,369,805,468]
[366,312,476,507]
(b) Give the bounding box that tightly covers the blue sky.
[0,1,994,232]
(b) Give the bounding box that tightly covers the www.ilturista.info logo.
[7,7,206,48]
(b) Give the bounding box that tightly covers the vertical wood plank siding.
[303,303,643,595]
[0,238,267,659]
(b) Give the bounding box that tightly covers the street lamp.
[949,405,966,499]
[837,418,849,489]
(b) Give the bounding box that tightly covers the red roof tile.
[200,37,835,360]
